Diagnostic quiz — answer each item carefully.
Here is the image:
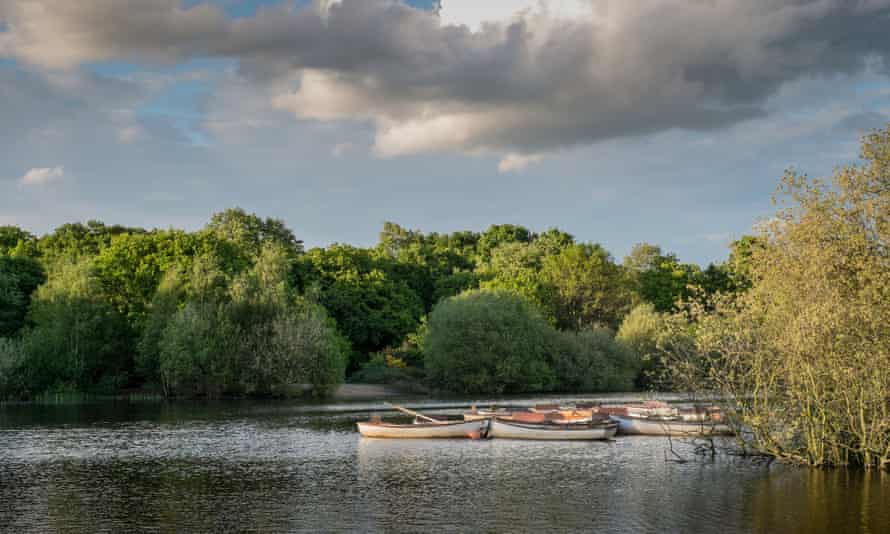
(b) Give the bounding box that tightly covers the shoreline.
[331,383,414,400]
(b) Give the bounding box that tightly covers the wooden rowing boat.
[357,419,487,439]
[464,408,512,421]
[611,414,732,437]
[487,418,617,440]
[464,407,604,424]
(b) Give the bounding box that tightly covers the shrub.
[553,328,639,392]
[350,352,424,387]
[616,302,664,388]
[158,301,237,398]
[154,246,349,398]
[422,290,556,394]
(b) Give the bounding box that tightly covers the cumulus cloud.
[3,0,890,166]
[19,166,64,186]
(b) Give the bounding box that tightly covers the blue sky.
[1,0,889,265]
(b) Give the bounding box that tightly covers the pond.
[1,396,888,533]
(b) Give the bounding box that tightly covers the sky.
[1,0,889,265]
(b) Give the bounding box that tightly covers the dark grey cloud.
[2,0,890,164]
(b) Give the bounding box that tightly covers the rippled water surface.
[2,397,889,533]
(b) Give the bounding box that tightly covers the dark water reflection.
[1,399,888,533]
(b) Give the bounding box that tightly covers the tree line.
[0,200,753,399]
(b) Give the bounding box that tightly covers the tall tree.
[624,243,701,312]
[540,243,629,329]
[0,226,38,256]
[476,224,532,260]
[666,125,890,469]
[0,256,45,337]
[478,241,558,322]
[38,221,144,265]
[295,245,423,368]
[204,208,303,260]
[23,260,133,393]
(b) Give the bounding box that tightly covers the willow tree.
[669,126,890,469]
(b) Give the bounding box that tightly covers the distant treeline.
[0,200,754,400]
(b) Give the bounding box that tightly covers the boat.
[611,414,732,437]
[528,403,562,413]
[487,418,618,441]
[596,400,678,418]
[357,418,487,439]
[464,406,514,421]
[547,409,607,424]
[464,405,600,424]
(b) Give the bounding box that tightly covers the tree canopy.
[0,202,748,399]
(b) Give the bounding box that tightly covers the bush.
[158,301,237,398]
[153,246,349,398]
[553,328,639,392]
[350,351,424,386]
[422,290,556,394]
[266,303,349,396]
[616,303,664,388]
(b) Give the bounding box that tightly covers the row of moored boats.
[357,401,733,441]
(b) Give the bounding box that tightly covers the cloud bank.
[2,0,890,167]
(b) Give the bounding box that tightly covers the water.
[1,398,889,533]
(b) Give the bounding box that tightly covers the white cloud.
[19,166,64,186]
[498,152,544,173]
[439,0,591,30]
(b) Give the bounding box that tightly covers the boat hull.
[357,419,486,439]
[612,415,732,437]
[487,418,617,441]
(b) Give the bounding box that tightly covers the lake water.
[1,396,889,533]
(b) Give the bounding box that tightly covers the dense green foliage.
[423,290,557,394]
[552,328,639,392]
[294,245,424,371]
[149,245,348,398]
[0,202,749,399]
[0,255,45,337]
[0,211,348,400]
[422,290,640,394]
[615,303,664,388]
[19,260,133,395]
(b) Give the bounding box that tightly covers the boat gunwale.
[610,414,727,428]
[358,419,483,429]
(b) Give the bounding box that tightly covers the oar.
[385,402,441,423]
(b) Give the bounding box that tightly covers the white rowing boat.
[357,419,487,439]
[612,414,733,436]
[487,418,617,441]
[464,409,512,422]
